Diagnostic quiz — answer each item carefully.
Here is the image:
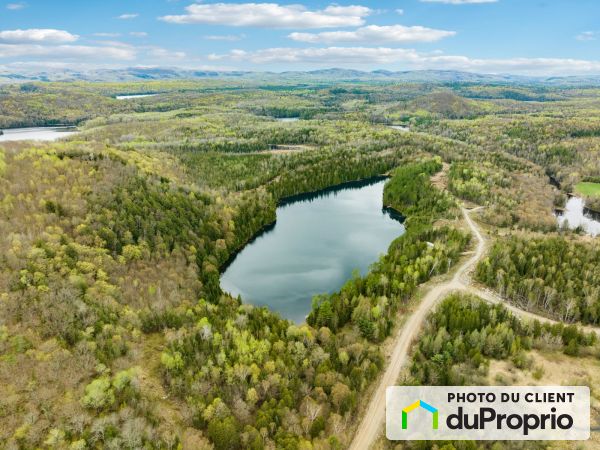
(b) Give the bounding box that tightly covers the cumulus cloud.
[288,25,455,44]
[1,61,84,70]
[0,27,139,62]
[576,31,597,41]
[208,46,414,64]
[6,2,26,10]
[160,3,371,28]
[117,13,139,20]
[0,27,192,66]
[420,0,497,3]
[0,43,135,60]
[204,34,246,41]
[0,29,79,43]
[91,40,132,48]
[93,32,121,38]
[146,47,186,59]
[208,46,600,75]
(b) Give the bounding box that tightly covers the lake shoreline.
[278,175,390,207]
[220,220,277,275]
[220,174,400,274]
[0,126,79,142]
[557,195,600,236]
[115,93,159,100]
[220,177,405,322]
[1,124,76,131]
[566,192,600,217]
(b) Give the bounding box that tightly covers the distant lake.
[388,125,410,132]
[115,94,158,100]
[275,117,300,122]
[220,178,405,322]
[557,196,600,236]
[0,126,78,142]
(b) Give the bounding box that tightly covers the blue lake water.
[0,126,78,142]
[220,179,405,322]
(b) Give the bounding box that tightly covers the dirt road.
[348,206,599,450]
[348,207,483,450]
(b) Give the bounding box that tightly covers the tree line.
[476,235,600,325]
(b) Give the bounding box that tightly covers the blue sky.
[1,0,600,75]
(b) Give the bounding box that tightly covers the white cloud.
[288,25,455,44]
[576,31,597,41]
[396,9,404,15]
[1,61,83,70]
[0,60,237,73]
[204,34,246,41]
[93,32,121,38]
[209,46,419,64]
[0,43,136,60]
[91,40,132,48]
[117,13,139,20]
[160,3,371,28]
[208,46,600,75]
[0,29,79,43]
[0,27,138,63]
[420,0,497,3]
[130,32,148,37]
[145,47,186,60]
[6,2,26,10]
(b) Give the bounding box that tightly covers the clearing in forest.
[575,181,600,197]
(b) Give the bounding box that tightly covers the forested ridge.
[1,79,600,449]
[409,294,596,387]
[476,235,600,325]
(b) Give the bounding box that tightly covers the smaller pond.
[557,196,600,236]
[0,126,78,142]
[275,117,300,122]
[388,125,410,132]
[115,93,158,100]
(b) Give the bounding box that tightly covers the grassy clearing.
[488,349,600,450]
[576,181,600,197]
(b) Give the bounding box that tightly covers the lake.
[220,178,405,322]
[557,196,600,236]
[0,126,78,142]
[115,93,158,100]
[388,125,410,132]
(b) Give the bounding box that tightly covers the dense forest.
[1,79,600,449]
[476,235,600,325]
[447,160,556,230]
[377,293,597,450]
[409,294,596,387]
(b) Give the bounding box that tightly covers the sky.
[1,0,600,75]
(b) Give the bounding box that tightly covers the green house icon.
[402,400,439,430]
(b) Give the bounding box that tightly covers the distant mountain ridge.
[2,66,600,85]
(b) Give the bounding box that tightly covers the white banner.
[386,386,590,441]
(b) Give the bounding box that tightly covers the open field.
[576,182,600,197]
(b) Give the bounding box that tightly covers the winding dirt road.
[348,206,483,450]
[348,206,600,450]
